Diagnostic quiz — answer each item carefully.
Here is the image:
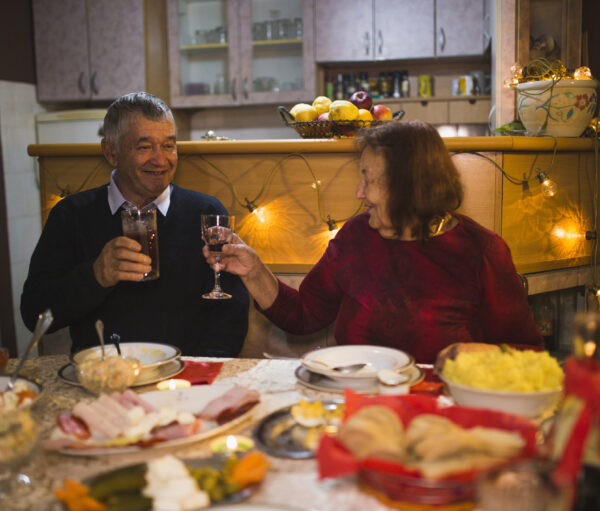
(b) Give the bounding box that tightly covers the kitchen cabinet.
[33,0,145,102]
[167,0,315,108]
[315,0,487,62]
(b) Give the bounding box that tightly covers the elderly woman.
[206,120,543,363]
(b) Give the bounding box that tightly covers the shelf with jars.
[167,0,315,108]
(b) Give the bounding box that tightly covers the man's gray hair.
[103,92,174,149]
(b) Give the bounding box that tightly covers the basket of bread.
[279,91,404,139]
[317,390,539,507]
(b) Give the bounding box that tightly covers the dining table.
[3,354,403,511]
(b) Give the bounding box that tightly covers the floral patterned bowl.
[516,78,598,137]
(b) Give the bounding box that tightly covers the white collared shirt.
[107,169,171,215]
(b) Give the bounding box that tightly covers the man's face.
[103,114,177,207]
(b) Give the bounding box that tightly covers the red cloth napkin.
[177,360,223,385]
[410,366,445,396]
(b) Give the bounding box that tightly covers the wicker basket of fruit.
[278,93,404,139]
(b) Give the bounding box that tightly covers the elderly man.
[21,92,249,356]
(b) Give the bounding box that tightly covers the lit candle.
[156,379,191,390]
[210,434,254,454]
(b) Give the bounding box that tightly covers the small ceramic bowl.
[77,356,140,394]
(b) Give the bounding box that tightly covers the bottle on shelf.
[379,72,389,98]
[346,73,357,97]
[325,76,334,99]
[534,293,558,352]
[358,72,370,93]
[401,71,410,98]
[392,71,401,98]
[369,75,380,98]
[335,73,344,100]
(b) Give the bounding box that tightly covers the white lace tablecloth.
[4,355,398,511]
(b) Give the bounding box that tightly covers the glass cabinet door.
[168,0,240,107]
[168,0,314,107]
[239,0,314,104]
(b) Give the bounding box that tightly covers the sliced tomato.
[57,412,91,440]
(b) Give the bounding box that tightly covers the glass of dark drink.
[121,207,159,281]
[201,214,235,299]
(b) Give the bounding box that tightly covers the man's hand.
[93,236,152,287]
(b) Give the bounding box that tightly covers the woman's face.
[356,146,396,238]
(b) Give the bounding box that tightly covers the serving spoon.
[94,319,106,360]
[7,309,53,391]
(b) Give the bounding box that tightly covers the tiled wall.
[0,80,43,356]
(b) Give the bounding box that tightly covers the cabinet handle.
[377,29,383,55]
[243,77,249,99]
[438,27,446,52]
[364,31,370,56]
[91,72,99,95]
[231,78,237,100]
[78,72,87,94]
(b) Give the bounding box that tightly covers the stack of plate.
[295,345,423,394]
[59,342,184,388]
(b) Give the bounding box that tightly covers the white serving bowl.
[71,342,181,378]
[441,377,562,419]
[301,345,414,384]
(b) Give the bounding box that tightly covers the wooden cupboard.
[32,0,146,102]
[315,0,488,62]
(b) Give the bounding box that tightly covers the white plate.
[301,345,414,383]
[295,365,424,394]
[58,358,185,388]
[71,342,181,372]
[52,383,258,455]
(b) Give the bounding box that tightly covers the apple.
[317,112,330,121]
[371,104,393,120]
[349,90,372,111]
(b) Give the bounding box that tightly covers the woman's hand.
[202,234,280,309]
[202,234,260,277]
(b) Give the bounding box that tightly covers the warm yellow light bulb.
[574,66,593,80]
[541,178,557,197]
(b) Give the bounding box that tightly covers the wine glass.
[201,214,235,300]
[0,406,40,499]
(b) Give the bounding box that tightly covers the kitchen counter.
[28,136,598,279]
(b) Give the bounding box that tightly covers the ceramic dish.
[58,358,185,388]
[253,400,344,459]
[440,376,562,419]
[71,342,181,376]
[0,375,42,408]
[301,345,413,384]
[70,456,255,510]
[47,383,257,455]
[295,365,424,394]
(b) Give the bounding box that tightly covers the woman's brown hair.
[356,120,463,240]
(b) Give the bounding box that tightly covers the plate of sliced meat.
[43,384,260,455]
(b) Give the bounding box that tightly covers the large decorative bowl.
[516,79,598,137]
[440,377,562,419]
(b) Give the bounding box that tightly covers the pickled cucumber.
[105,492,152,511]
[88,464,147,500]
